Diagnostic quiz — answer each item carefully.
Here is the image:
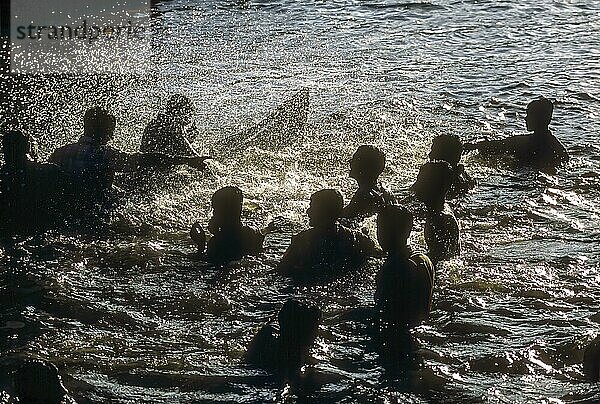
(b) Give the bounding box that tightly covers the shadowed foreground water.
[1,0,600,402]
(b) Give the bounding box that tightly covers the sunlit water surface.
[1,0,600,402]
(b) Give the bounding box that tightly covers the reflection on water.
[1,0,600,402]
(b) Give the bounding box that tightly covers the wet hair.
[351,145,386,180]
[167,94,194,117]
[310,189,344,222]
[211,186,243,212]
[377,205,413,252]
[429,135,463,167]
[527,97,554,128]
[14,359,66,403]
[278,299,322,346]
[83,107,116,143]
[410,161,453,202]
[210,186,244,232]
[2,130,30,161]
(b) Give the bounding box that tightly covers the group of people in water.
[1,94,596,402]
[0,99,209,233]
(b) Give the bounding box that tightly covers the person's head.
[429,135,463,167]
[2,130,30,165]
[83,107,116,144]
[526,97,553,133]
[377,205,413,253]
[14,360,67,404]
[410,161,453,209]
[167,94,195,123]
[307,189,344,228]
[211,186,243,230]
[278,299,322,350]
[349,145,386,185]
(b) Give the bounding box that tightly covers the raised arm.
[464,136,525,156]
[115,152,210,172]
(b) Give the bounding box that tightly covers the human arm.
[190,222,207,253]
[245,324,278,368]
[185,123,201,145]
[355,231,384,258]
[456,164,472,183]
[455,164,476,191]
[177,126,203,158]
[464,136,527,156]
[382,186,397,205]
[114,152,211,172]
[276,234,306,276]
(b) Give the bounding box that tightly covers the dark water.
[1,0,600,402]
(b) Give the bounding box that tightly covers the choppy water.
[2,0,600,402]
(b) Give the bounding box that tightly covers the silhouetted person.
[375,205,434,331]
[13,359,68,404]
[276,189,380,281]
[0,130,65,233]
[373,205,434,376]
[410,162,460,263]
[141,94,201,157]
[190,186,264,263]
[465,97,568,172]
[584,335,600,382]
[49,107,208,210]
[245,299,321,381]
[341,145,396,219]
[429,134,475,199]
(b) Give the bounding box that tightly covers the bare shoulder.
[550,133,569,156]
[291,228,315,245]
